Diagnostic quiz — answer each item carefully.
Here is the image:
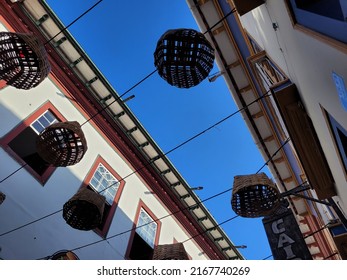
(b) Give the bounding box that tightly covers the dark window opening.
[296,0,345,21]
[8,126,50,175]
[337,127,347,161]
[128,232,154,260]
[86,185,111,232]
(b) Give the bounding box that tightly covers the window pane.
[89,163,119,206]
[31,110,58,134]
[32,122,44,133]
[136,208,157,248]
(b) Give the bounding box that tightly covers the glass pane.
[32,122,44,133]
[89,163,119,205]
[38,116,50,128]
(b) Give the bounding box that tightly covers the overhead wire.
[1,4,282,259]
[0,90,272,238]
[44,0,104,45]
[0,5,236,185]
[33,105,291,260]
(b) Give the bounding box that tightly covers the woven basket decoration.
[154,28,214,88]
[49,250,79,260]
[63,188,106,231]
[152,243,189,260]
[36,121,87,167]
[231,173,280,218]
[0,32,50,90]
[0,192,5,205]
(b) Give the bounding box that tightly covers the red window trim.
[81,155,125,238]
[0,101,66,185]
[125,199,162,259]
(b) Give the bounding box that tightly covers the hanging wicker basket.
[0,192,6,205]
[36,121,87,167]
[49,250,79,260]
[63,187,105,231]
[0,32,50,90]
[154,28,214,88]
[152,243,189,260]
[231,173,280,218]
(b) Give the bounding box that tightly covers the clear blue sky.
[46,0,273,260]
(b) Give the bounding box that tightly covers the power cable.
[33,110,292,260]
[0,5,236,185]
[0,91,272,238]
[44,0,104,45]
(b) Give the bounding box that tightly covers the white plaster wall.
[239,1,347,212]
[0,23,208,260]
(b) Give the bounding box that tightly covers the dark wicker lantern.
[63,187,106,231]
[154,28,215,88]
[36,121,87,167]
[0,32,50,90]
[49,250,79,260]
[152,243,189,260]
[0,192,5,205]
[231,173,280,218]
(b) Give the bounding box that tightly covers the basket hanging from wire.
[63,187,105,231]
[0,32,50,90]
[152,243,189,260]
[231,173,280,218]
[49,250,79,260]
[154,28,214,89]
[36,121,87,167]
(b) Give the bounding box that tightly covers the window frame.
[285,0,347,53]
[248,50,290,141]
[125,200,161,260]
[324,109,347,179]
[81,156,125,238]
[0,101,66,185]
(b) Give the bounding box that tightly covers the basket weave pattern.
[63,188,106,231]
[152,243,189,260]
[36,121,87,167]
[231,173,280,218]
[154,29,214,88]
[0,32,50,89]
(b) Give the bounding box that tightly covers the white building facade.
[0,0,243,260]
[187,0,347,259]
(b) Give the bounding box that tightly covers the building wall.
[238,0,347,215]
[0,20,208,260]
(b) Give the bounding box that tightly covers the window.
[83,157,125,237]
[136,208,157,248]
[325,111,347,175]
[286,0,347,44]
[248,50,289,140]
[1,102,65,184]
[31,110,58,134]
[126,202,161,260]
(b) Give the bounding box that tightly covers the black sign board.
[263,207,312,260]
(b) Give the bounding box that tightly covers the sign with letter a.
[263,207,312,260]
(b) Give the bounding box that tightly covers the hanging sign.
[262,207,312,260]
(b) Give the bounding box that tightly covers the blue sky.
[46,0,273,260]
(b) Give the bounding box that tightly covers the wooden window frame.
[284,0,347,54]
[125,200,161,259]
[81,155,125,238]
[248,50,289,141]
[0,101,66,185]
